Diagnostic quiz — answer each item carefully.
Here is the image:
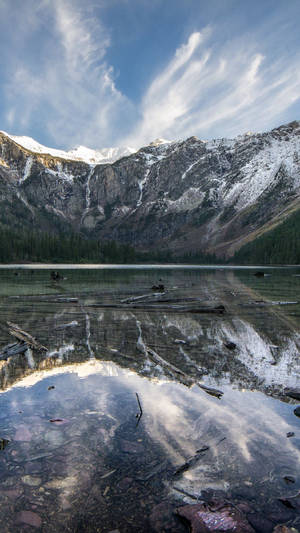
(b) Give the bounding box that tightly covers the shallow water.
[0,266,299,531]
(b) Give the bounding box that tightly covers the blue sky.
[0,0,300,149]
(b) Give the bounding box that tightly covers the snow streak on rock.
[137,169,150,207]
[56,162,74,182]
[181,158,203,180]
[20,156,33,184]
[85,166,95,210]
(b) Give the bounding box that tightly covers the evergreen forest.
[1,207,299,265]
[233,209,300,264]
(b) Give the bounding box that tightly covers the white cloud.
[53,0,109,73]
[2,1,300,150]
[125,31,300,146]
[3,0,133,148]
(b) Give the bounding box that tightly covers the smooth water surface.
[0,266,299,532]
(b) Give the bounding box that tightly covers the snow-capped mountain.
[0,120,299,258]
[0,131,137,165]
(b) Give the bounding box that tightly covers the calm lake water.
[0,265,299,532]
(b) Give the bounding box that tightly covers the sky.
[0,0,300,150]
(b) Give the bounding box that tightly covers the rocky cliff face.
[0,121,300,257]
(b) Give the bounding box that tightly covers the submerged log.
[86,303,226,314]
[0,342,29,360]
[7,322,47,352]
[152,284,165,291]
[174,446,210,476]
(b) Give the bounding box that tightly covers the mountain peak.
[149,138,172,146]
[0,131,137,165]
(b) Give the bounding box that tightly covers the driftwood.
[174,446,210,476]
[6,322,47,352]
[147,347,186,377]
[135,392,143,426]
[137,460,168,481]
[141,342,224,399]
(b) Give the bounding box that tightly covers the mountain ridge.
[0,131,137,165]
[0,120,299,260]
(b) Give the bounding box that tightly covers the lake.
[0,265,299,532]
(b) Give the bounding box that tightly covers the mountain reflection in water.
[0,266,299,532]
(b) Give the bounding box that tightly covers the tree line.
[0,227,138,263]
[1,209,299,265]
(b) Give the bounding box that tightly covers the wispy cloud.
[53,1,109,73]
[2,0,134,148]
[1,0,300,149]
[126,31,300,146]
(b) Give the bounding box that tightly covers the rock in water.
[293,406,300,417]
[16,511,42,528]
[177,502,255,532]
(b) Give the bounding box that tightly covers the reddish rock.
[16,510,42,528]
[177,502,255,532]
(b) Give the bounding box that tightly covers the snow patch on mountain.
[166,188,205,212]
[136,145,177,207]
[1,132,136,165]
[223,133,300,210]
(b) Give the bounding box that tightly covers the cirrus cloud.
[0,0,299,149]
